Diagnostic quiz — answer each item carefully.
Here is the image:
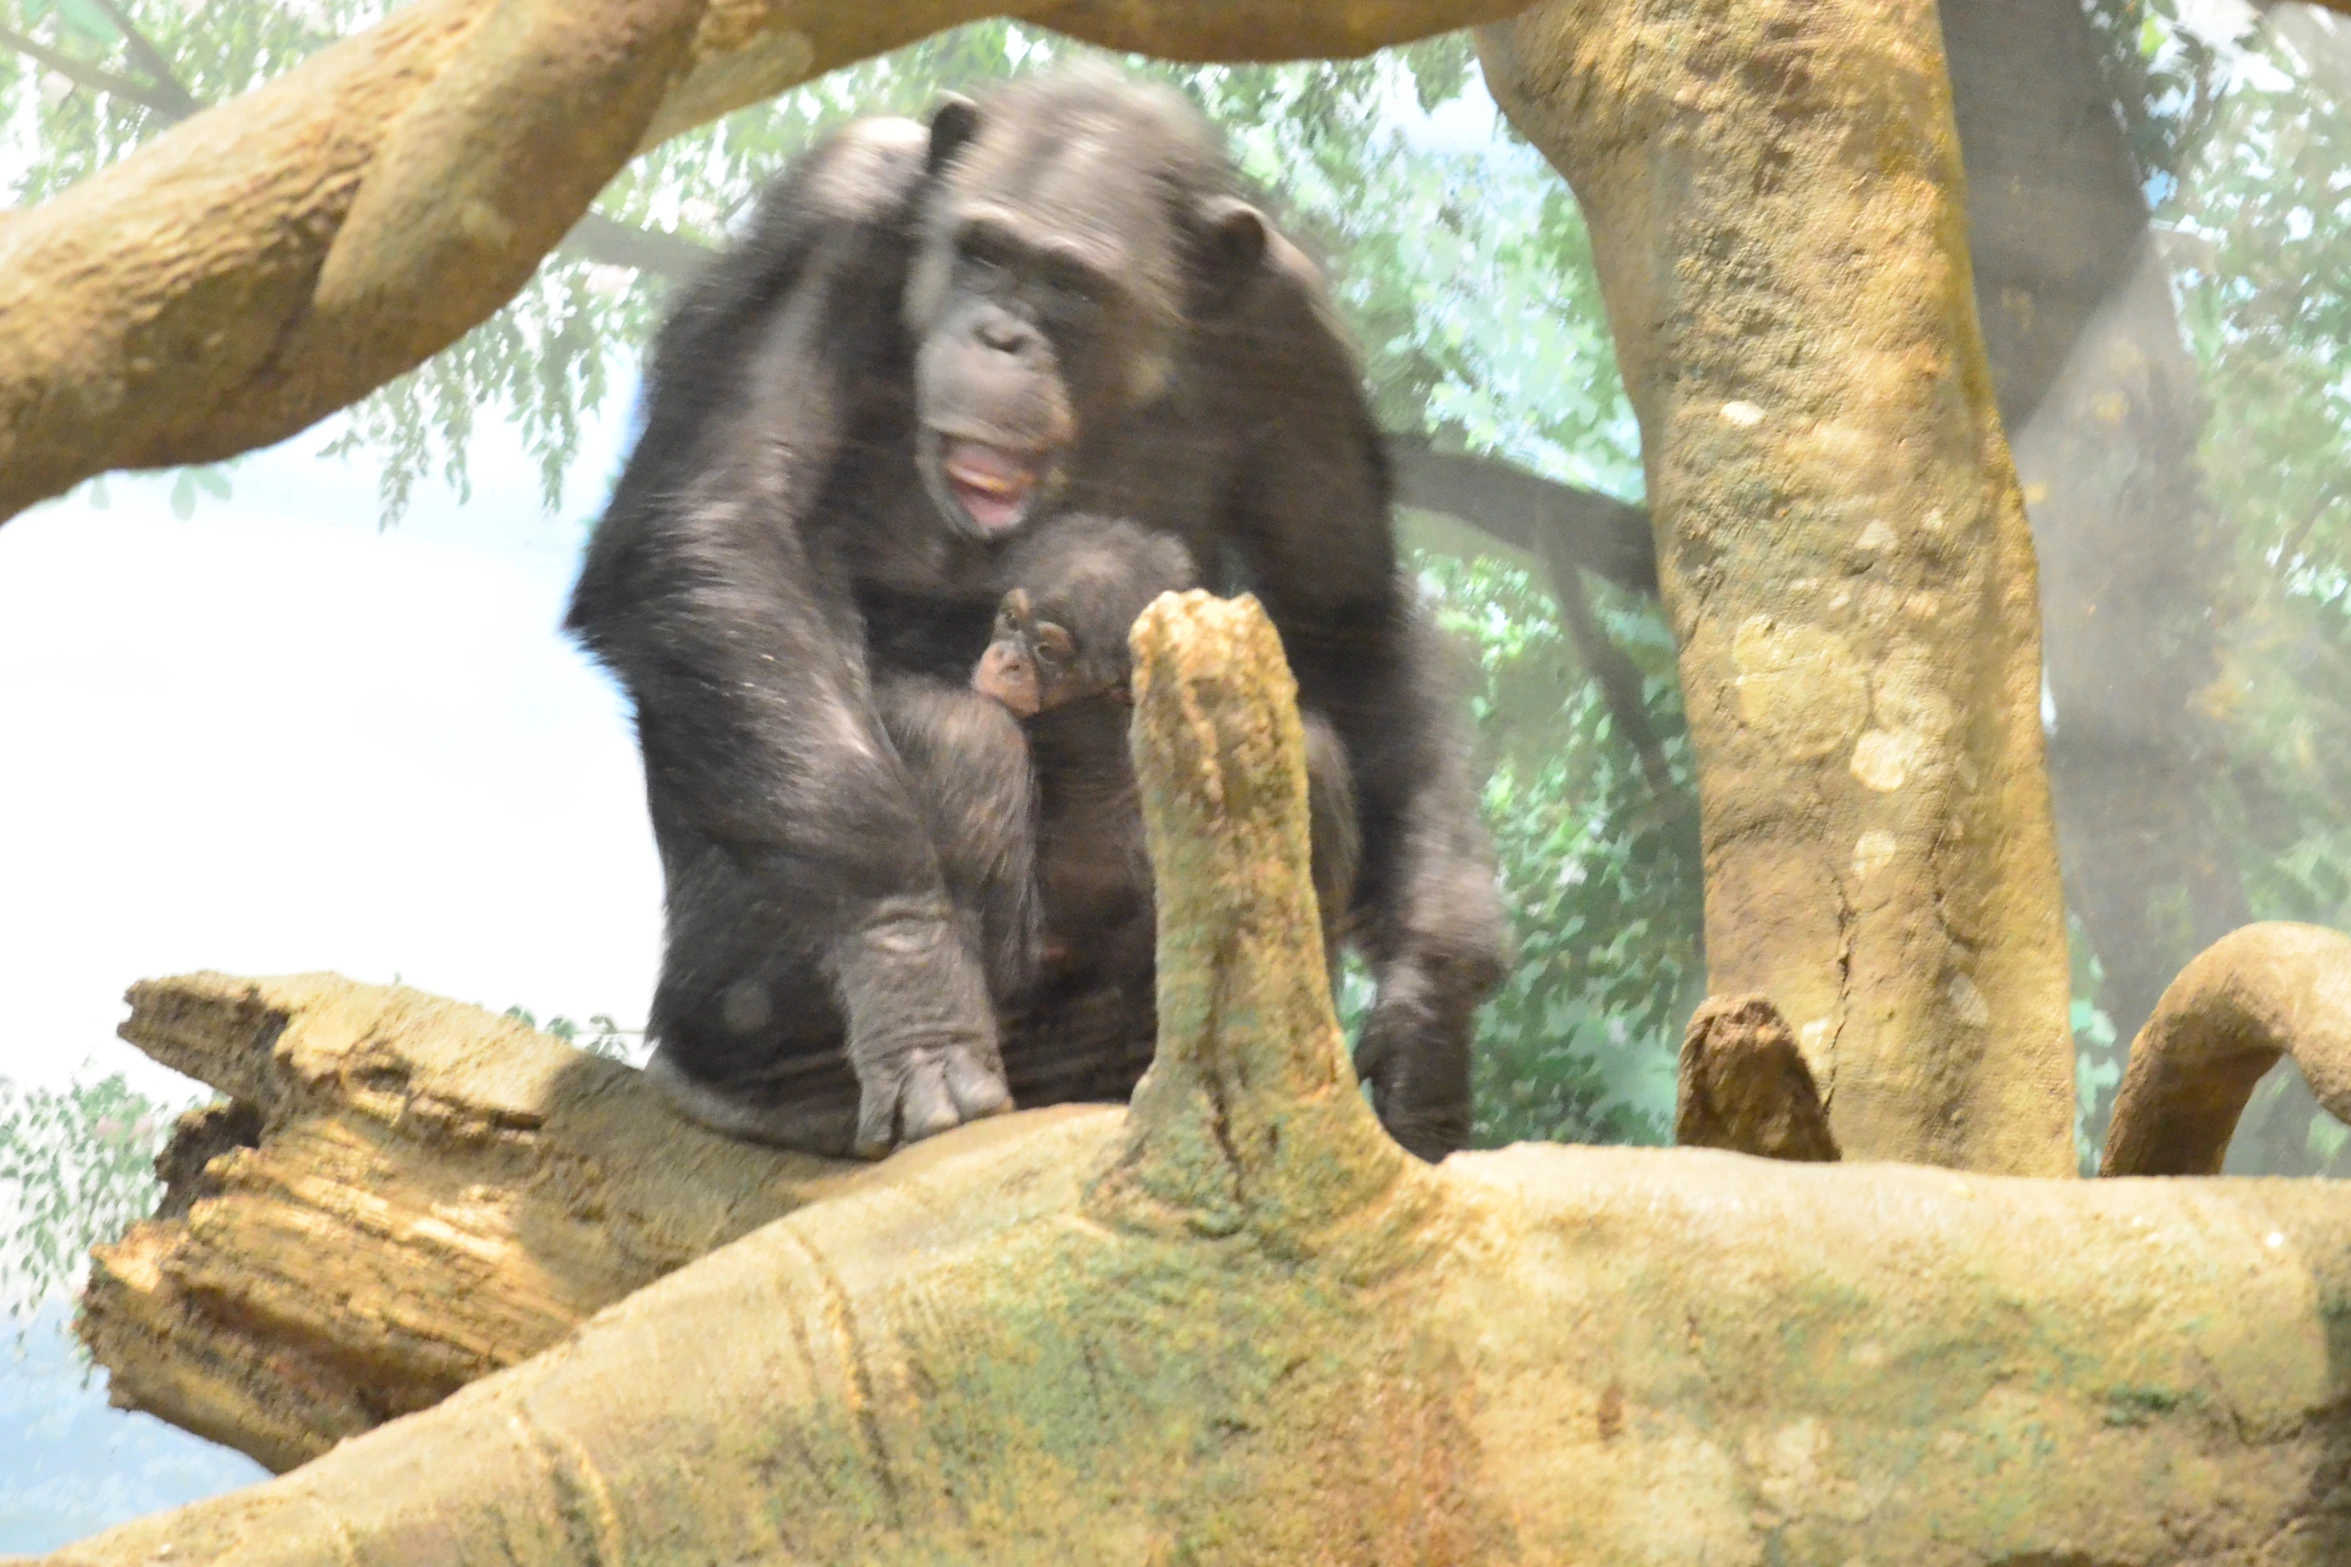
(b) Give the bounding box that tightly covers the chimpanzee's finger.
[944,1049,1014,1118]
[899,1057,963,1143]
[852,1075,901,1160]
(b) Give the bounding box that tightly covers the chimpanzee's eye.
[1034,624,1076,666]
[1037,252,1106,312]
[955,224,1017,287]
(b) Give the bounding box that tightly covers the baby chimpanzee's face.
[970,587,1106,719]
[969,514,1195,720]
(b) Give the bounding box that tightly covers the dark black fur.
[568,69,1506,1161]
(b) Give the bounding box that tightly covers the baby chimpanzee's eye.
[1034,623,1076,666]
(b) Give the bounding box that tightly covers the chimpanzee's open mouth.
[939,438,1049,535]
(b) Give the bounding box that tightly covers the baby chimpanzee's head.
[971,514,1198,719]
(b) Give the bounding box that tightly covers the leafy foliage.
[2082,0,2234,200]
[0,1076,184,1322]
[501,1007,645,1064]
[1422,557,1699,1148]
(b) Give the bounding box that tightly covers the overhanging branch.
[556,210,716,280]
[1386,432,1656,594]
[0,0,1529,526]
[85,0,203,119]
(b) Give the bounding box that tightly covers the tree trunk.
[1478,0,2076,1174]
[39,592,2351,1567]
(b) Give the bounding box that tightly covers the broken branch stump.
[1676,993,1841,1162]
[78,973,880,1472]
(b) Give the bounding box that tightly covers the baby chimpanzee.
[972,514,1359,1107]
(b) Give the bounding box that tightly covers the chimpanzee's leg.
[1323,612,1509,1163]
[1302,711,1362,985]
[636,681,1038,1161]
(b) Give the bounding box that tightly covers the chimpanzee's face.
[903,94,1266,542]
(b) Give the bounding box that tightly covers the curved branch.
[2100,922,2351,1176]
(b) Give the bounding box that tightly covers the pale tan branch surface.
[2101,922,2351,1176]
[77,971,871,1473]
[1479,0,2076,1175]
[33,593,2351,1567]
[1087,590,1432,1256]
[0,0,1523,527]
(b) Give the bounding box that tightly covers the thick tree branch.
[0,0,1526,527]
[556,209,716,279]
[1482,0,2078,1176]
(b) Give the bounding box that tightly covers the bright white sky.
[0,407,663,1100]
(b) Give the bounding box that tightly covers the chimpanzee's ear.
[928,94,982,175]
[1195,196,1269,307]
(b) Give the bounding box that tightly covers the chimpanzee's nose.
[978,315,1036,355]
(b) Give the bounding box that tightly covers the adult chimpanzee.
[568,67,1505,1163]
[967,513,1360,1108]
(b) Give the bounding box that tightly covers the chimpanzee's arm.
[568,121,1012,1157]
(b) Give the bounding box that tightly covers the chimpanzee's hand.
[836,909,1015,1158]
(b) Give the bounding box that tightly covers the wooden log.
[78,973,873,1472]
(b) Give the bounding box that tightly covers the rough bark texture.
[1478,0,2076,1175]
[1676,993,1840,1162]
[34,593,2351,1566]
[0,0,1528,528]
[2102,922,2351,1177]
[77,973,865,1473]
